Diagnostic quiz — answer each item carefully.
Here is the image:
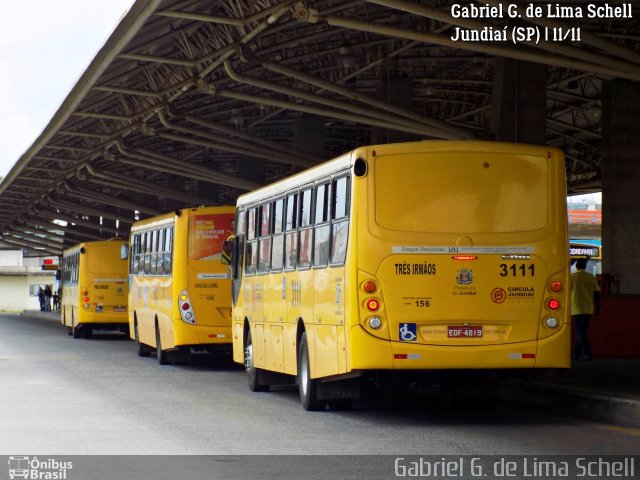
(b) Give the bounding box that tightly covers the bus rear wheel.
[155,325,169,365]
[135,323,151,357]
[245,330,269,392]
[298,332,323,411]
[81,326,93,339]
[72,325,82,339]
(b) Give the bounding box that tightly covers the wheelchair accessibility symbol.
[399,323,417,342]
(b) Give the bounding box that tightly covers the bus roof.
[63,238,126,256]
[235,140,564,207]
[129,205,236,233]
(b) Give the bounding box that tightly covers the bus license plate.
[448,326,483,338]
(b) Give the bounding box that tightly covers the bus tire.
[72,325,82,339]
[298,332,323,411]
[155,324,169,365]
[135,322,151,357]
[245,330,269,392]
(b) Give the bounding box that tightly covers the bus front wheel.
[245,330,269,392]
[298,332,323,411]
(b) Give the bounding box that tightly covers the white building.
[0,249,57,312]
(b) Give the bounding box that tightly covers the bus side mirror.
[120,244,129,260]
[55,270,61,281]
[221,236,235,266]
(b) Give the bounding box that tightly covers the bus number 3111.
[499,263,535,277]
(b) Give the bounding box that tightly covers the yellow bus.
[60,240,129,339]
[225,140,570,410]
[124,206,235,364]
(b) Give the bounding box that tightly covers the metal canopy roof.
[0,0,638,255]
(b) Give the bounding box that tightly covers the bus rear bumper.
[78,312,128,325]
[349,324,571,370]
[173,325,232,347]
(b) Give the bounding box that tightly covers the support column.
[491,59,546,144]
[602,79,640,294]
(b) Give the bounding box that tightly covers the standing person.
[570,257,600,361]
[52,289,60,311]
[38,287,45,311]
[44,285,52,312]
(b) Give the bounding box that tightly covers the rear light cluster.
[82,289,90,310]
[178,290,196,325]
[362,280,382,330]
[544,279,563,329]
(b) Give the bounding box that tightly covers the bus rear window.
[374,152,549,233]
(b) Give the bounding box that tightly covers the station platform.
[20,309,640,428]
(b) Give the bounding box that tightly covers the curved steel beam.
[83,164,212,205]
[261,60,472,139]
[224,60,454,139]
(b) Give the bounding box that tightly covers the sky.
[0,0,135,179]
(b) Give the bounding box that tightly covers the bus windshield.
[374,151,549,233]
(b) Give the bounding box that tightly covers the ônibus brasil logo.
[8,456,73,480]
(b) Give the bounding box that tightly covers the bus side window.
[132,234,140,275]
[298,188,313,269]
[164,227,173,275]
[258,203,272,274]
[284,192,298,271]
[234,210,245,279]
[245,208,258,276]
[313,182,330,267]
[143,232,151,275]
[157,229,165,275]
[271,198,284,272]
[330,175,350,265]
[150,229,158,276]
[73,253,79,284]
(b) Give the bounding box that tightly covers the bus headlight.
[368,317,382,329]
[545,317,559,329]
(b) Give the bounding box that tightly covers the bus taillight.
[82,289,90,310]
[366,298,380,311]
[363,280,377,294]
[178,290,196,325]
[549,280,563,293]
[547,298,560,311]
